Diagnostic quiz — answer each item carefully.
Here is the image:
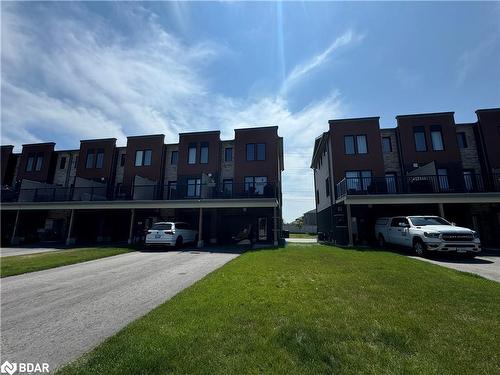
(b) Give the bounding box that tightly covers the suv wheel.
[413,239,426,257]
[175,236,183,249]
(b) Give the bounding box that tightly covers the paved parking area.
[411,253,500,282]
[0,249,240,371]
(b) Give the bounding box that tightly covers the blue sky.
[1,2,499,221]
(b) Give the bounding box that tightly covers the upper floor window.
[85,150,94,169]
[34,155,43,171]
[188,143,196,164]
[346,170,372,191]
[60,157,67,169]
[95,149,104,169]
[26,153,43,172]
[83,148,104,169]
[382,137,392,153]
[200,142,209,164]
[456,132,468,149]
[135,149,152,167]
[244,176,267,195]
[344,135,367,155]
[430,126,444,151]
[356,135,367,154]
[225,147,233,162]
[187,178,201,197]
[413,127,427,152]
[344,136,355,154]
[223,179,233,195]
[170,151,178,165]
[325,177,330,197]
[246,143,266,161]
[120,153,126,167]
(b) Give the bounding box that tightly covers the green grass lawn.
[58,244,499,375]
[1,248,132,277]
[289,232,317,239]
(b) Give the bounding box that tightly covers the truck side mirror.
[451,222,456,226]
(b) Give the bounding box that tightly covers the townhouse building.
[311,108,500,247]
[1,127,284,247]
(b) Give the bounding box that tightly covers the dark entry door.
[258,217,268,241]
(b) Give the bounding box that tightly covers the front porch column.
[10,210,20,245]
[438,203,445,218]
[273,206,278,246]
[66,209,75,246]
[346,204,353,247]
[197,207,204,248]
[128,209,135,244]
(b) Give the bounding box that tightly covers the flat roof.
[126,134,165,140]
[396,111,454,119]
[21,142,56,147]
[328,116,380,124]
[80,138,117,143]
[179,130,221,136]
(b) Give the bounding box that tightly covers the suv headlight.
[424,232,440,238]
[472,231,480,239]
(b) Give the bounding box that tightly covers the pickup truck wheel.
[413,239,426,256]
[378,235,386,248]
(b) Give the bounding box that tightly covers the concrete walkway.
[0,246,69,257]
[286,238,317,244]
[0,249,240,371]
[411,254,500,282]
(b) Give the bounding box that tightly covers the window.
[167,181,177,199]
[170,151,178,165]
[34,154,43,171]
[325,177,330,197]
[187,178,201,197]
[413,127,427,152]
[120,153,126,167]
[95,149,104,169]
[223,179,233,195]
[224,147,233,162]
[430,127,444,151]
[382,137,392,153]
[86,150,95,169]
[257,143,266,160]
[391,217,409,227]
[437,168,449,191]
[463,170,474,192]
[356,135,367,154]
[344,136,355,154]
[346,170,372,191]
[457,132,468,149]
[135,150,143,167]
[60,157,67,169]
[200,142,209,164]
[143,150,152,166]
[188,143,197,164]
[134,150,152,167]
[244,176,267,195]
[26,155,35,172]
[246,144,255,160]
[385,173,397,193]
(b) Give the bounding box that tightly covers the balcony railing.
[1,182,278,203]
[335,174,500,200]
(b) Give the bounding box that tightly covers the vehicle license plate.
[155,234,161,239]
[457,248,466,253]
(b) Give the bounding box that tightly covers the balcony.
[335,174,500,200]
[1,182,278,203]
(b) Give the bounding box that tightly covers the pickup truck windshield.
[409,217,450,226]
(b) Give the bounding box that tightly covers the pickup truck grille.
[441,233,474,241]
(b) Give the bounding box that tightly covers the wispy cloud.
[280,30,364,95]
[0,3,347,221]
[456,35,499,87]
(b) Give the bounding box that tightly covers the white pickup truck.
[375,216,481,257]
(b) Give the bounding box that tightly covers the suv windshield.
[151,223,172,230]
[409,217,450,226]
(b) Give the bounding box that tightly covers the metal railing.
[1,182,278,203]
[335,173,499,200]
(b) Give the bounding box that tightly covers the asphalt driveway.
[411,252,500,282]
[0,249,240,371]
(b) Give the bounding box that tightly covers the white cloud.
[0,3,347,221]
[280,30,364,95]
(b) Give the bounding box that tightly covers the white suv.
[145,222,198,248]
